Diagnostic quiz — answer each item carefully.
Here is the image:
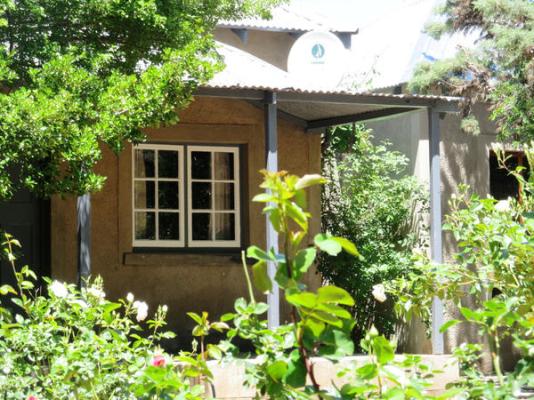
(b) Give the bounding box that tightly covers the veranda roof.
[199,42,459,132]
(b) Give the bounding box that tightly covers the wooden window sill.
[123,252,243,267]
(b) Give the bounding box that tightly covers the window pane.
[215,213,235,241]
[191,151,211,179]
[159,213,179,240]
[135,150,155,178]
[192,213,211,240]
[192,182,212,209]
[158,150,179,178]
[214,152,234,180]
[158,181,179,209]
[135,212,155,240]
[214,183,234,210]
[134,181,155,209]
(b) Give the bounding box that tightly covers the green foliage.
[386,145,534,397]
[320,124,428,347]
[0,232,209,399]
[0,0,283,199]
[212,171,448,399]
[336,328,460,400]
[409,0,534,142]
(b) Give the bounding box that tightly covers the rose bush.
[0,234,209,399]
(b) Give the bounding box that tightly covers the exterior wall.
[50,97,322,348]
[366,106,501,361]
[214,28,296,71]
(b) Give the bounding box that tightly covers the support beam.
[428,108,445,354]
[231,28,249,44]
[77,194,91,288]
[247,100,308,129]
[336,32,352,49]
[264,91,280,329]
[306,107,418,133]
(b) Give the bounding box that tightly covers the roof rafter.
[305,107,418,133]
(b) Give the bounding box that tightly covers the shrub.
[211,171,451,399]
[386,144,534,397]
[320,124,427,347]
[0,234,209,399]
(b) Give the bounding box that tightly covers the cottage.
[0,4,458,352]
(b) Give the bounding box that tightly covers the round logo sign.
[311,43,325,59]
[287,31,348,88]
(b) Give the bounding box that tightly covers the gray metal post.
[264,91,280,328]
[428,108,445,354]
[77,193,91,288]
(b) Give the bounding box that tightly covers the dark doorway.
[0,184,50,289]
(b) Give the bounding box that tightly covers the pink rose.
[28,396,38,400]
[151,355,166,367]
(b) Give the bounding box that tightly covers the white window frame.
[132,144,185,248]
[132,144,241,248]
[187,146,241,248]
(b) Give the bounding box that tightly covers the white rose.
[49,281,68,298]
[87,287,106,302]
[495,199,511,213]
[73,299,88,309]
[372,284,387,303]
[126,292,134,303]
[133,301,149,322]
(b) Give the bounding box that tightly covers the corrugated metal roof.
[218,5,357,33]
[209,41,459,104]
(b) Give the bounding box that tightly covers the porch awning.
[196,84,459,132]
[198,42,460,131]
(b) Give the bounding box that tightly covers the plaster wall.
[50,97,322,348]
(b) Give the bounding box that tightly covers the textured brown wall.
[50,97,322,346]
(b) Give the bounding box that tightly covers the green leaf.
[252,302,269,315]
[293,248,316,275]
[332,237,361,257]
[252,193,276,203]
[286,202,308,230]
[314,233,342,256]
[356,363,378,380]
[285,351,307,387]
[0,285,17,296]
[246,246,273,261]
[210,322,229,332]
[317,285,355,306]
[309,310,342,327]
[252,260,272,293]
[187,312,203,325]
[439,319,461,333]
[317,303,352,319]
[295,174,326,190]
[286,291,317,308]
[373,335,395,364]
[460,307,482,322]
[303,317,325,337]
[267,360,288,381]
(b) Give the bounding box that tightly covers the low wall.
[208,355,459,399]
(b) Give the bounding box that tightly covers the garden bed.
[208,355,459,399]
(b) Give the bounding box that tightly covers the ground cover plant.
[321,124,428,347]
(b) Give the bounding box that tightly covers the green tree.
[320,124,427,348]
[0,0,282,199]
[409,0,534,141]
